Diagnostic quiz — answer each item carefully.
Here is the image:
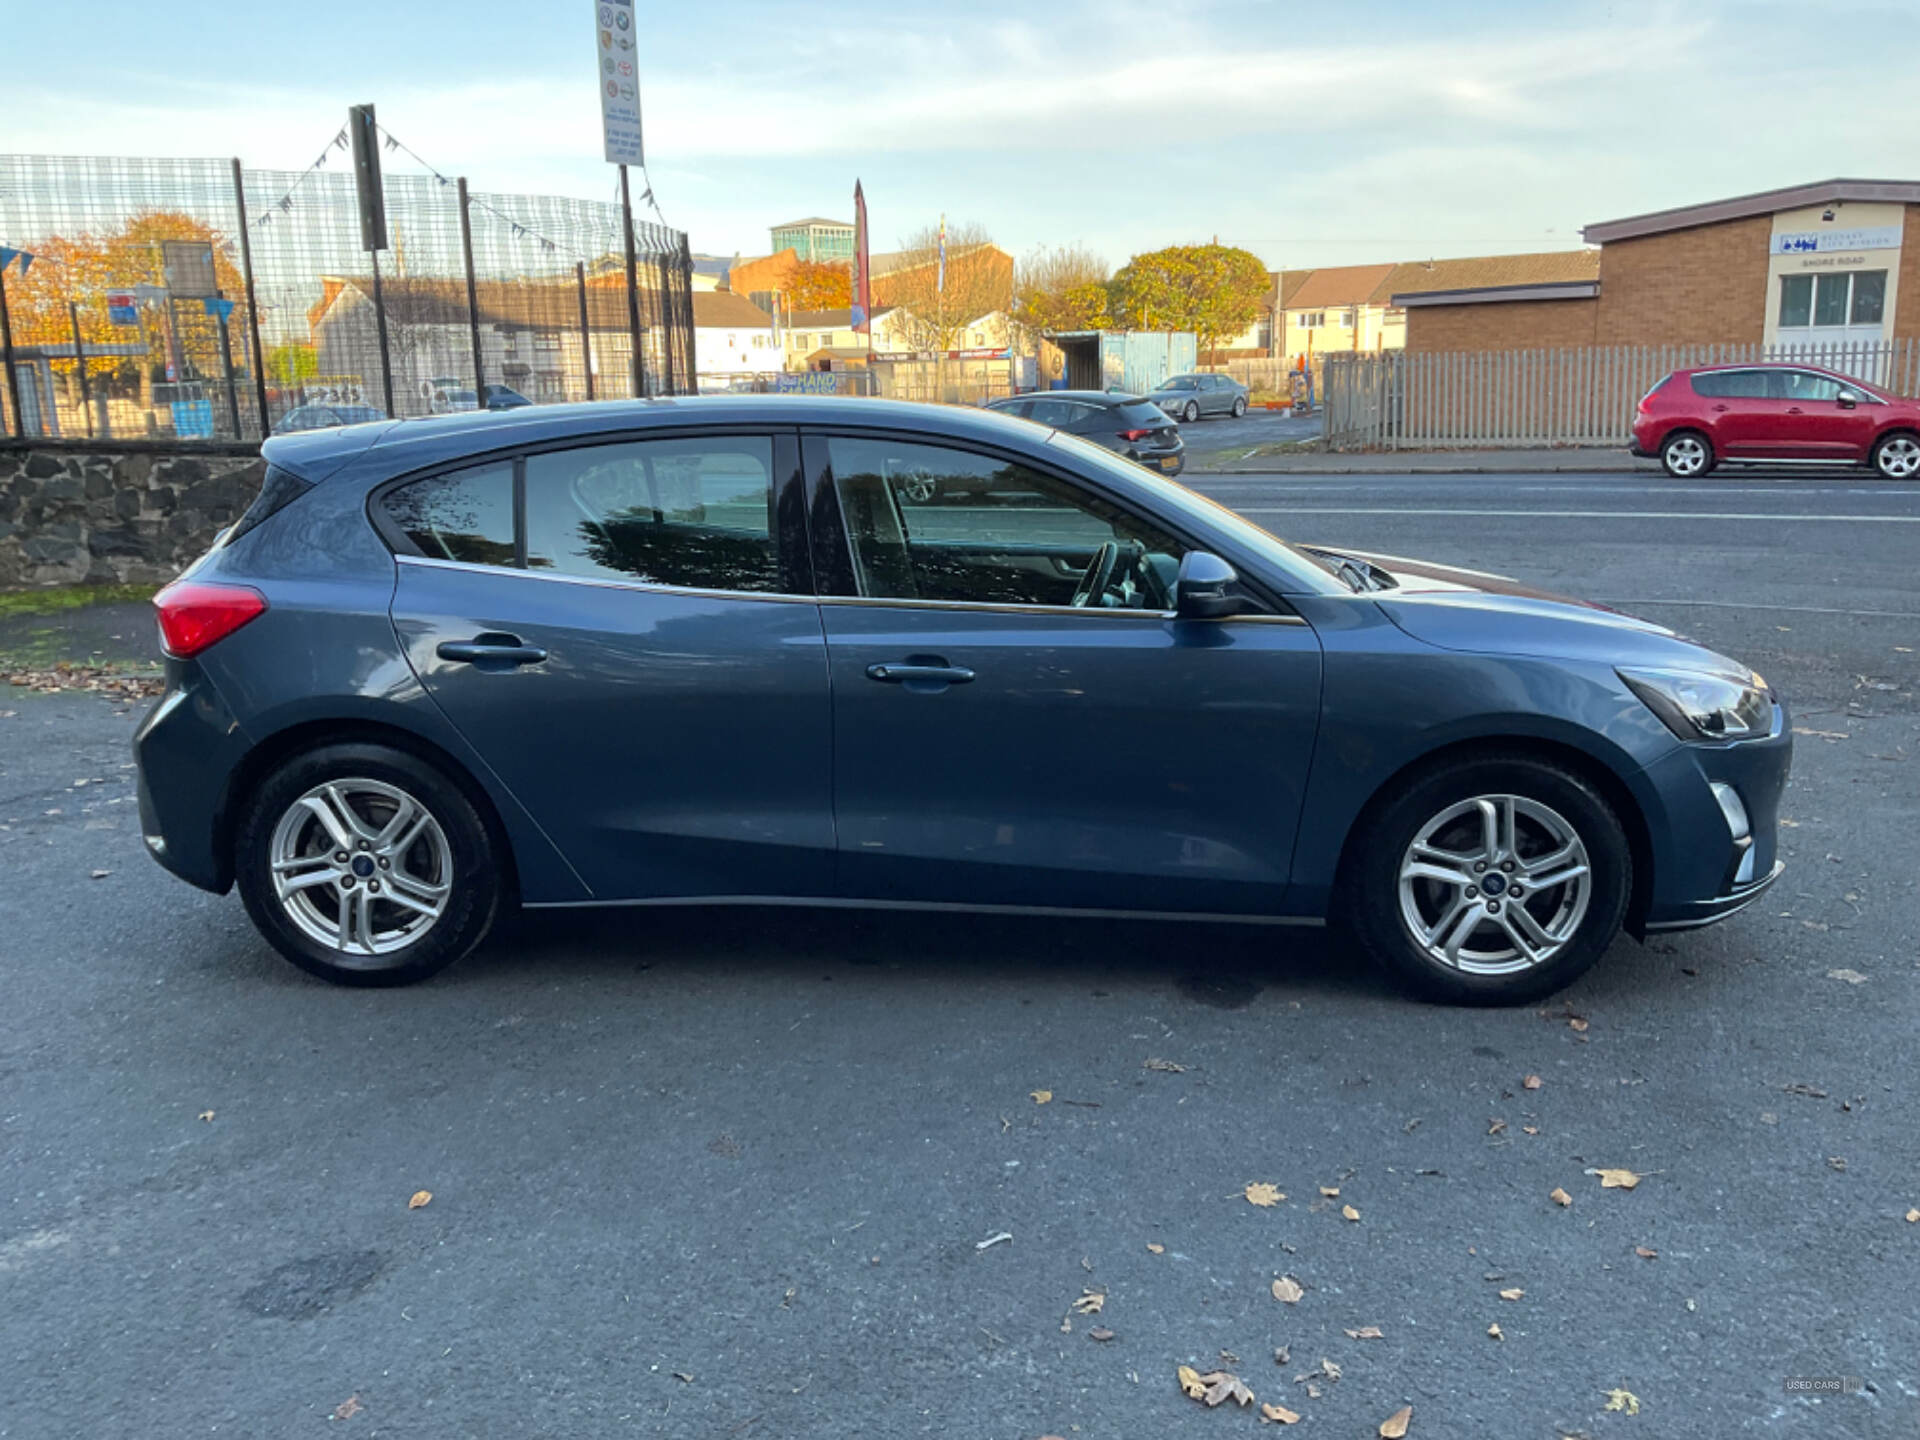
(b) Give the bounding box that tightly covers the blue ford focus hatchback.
[134,397,1790,1003]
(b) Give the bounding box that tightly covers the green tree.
[1012,244,1110,333]
[1107,243,1270,364]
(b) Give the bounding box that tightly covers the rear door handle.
[1712,404,1730,413]
[866,662,974,685]
[437,634,548,668]
[1787,406,1804,414]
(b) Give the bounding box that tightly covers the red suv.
[1632,363,1920,479]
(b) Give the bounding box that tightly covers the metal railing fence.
[1324,339,1920,451]
[0,152,694,444]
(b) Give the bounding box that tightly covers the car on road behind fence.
[272,403,387,435]
[1633,363,1920,478]
[983,390,1185,475]
[1149,373,1249,423]
[135,396,1789,1004]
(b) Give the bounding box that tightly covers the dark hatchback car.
[136,397,1789,1004]
[983,390,1185,475]
[1633,363,1920,478]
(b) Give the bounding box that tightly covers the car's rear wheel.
[234,743,501,986]
[1183,401,1200,423]
[1341,755,1631,1005]
[1231,395,1247,417]
[1661,431,1713,478]
[1871,431,1920,479]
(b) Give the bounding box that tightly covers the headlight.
[1620,667,1772,742]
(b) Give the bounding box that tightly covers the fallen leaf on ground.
[1318,1358,1342,1382]
[1146,1242,1165,1254]
[1522,1125,1540,1136]
[1030,1089,1052,1105]
[1203,1372,1255,1408]
[1070,1291,1105,1315]
[1827,969,1869,985]
[1550,1187,1573,1207]
[1380,1403,1414,1436]
[1271,1275,1304,1304]
[1498,1287,1524,1301]
[1345,1326,1384,1340]
[1089,1326,1115,1342]
[1569,1018,1589,1032]
[197,1110,215,1122]
[1143,1058,1187,1072]
[1319,1186,1340,1197]
[1178,1365,1207,1399]
[1827,1156,1847,1172]
[1341,1204,1361,1222]
[1782,1083,1828,1099]
[89,869,110,880]
[1906,1209,1920,1224]
[1487,1322,1504,1340]
[1523,1074,1543,1090]
[976,1231,1013,1250]
[332,1394,362,1420]
[1246,1182,1284,1207]
[1588,1168,1642,1190]
[672,1371,694,1383]
[1273,1345,1290,1365]
[1635,1246,1658,1259]
[1603,1388,1641,1415]
[407,1190,432,1210]
[1792,726,1848,740]
[1488,1118,1507,1135]
[1260,1401,1301,1424]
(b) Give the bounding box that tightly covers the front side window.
[1773,370,1842,402]
[524,436,780,592]
[382,462,516,566]
[827,436,1184,610]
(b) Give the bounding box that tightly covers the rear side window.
[524,436,780,593]
[382,462,516,566]
[1115,401,1171,428]
[1690,370,1769,399]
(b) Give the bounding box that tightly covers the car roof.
[260,395,1065,481]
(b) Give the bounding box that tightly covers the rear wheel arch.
[1330,734,1655,939]
[216,717,521,906]
[1659,428,1714,476]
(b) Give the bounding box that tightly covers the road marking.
[1196,482,1920,500]
[1237,507,1920,523]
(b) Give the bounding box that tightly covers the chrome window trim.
[395,552,1311,624]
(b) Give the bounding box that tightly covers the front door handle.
[866,662,975,685]
[437,633,549,668]
[1712,404,1730,413]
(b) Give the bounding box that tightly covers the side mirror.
[1836,389,1860,409]
[1175,550,1243,620]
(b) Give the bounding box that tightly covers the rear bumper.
[133,661,251,894]
[1130,445,1185,475]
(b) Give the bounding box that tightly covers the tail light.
[1119,428,1154,442]
[153,581,268,659]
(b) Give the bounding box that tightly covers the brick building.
[1396,178,1920,354]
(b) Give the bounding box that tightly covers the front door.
[1770,368,1879,460]
[385,431,835,901]
[806,431,1323,916]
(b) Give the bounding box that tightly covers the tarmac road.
[2,468,1916,1438]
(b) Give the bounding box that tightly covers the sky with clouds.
[9,0,1920,271]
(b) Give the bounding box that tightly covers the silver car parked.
[1150,372,1248,423]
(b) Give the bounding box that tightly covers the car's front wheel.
[1341,755,1631,1005]
[1183,401,1200,423]
[1660,430,1713,478]
[1871,431,1920,480]
[234,742,502,986]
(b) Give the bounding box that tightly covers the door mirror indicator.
[1175,550,1244,620]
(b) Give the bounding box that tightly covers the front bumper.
[133,660,252,894]
[1634,697,1793,933]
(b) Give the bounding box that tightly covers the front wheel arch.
[1330,734,1655,941]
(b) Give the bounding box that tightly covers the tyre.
[1660,431,1713,478]
[1183,401,1201,423]
[1340,754,1631,1005]
[1871,431,1920,480]
[1232,395,1247,417]
[234,742,502,986]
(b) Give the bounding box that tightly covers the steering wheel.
[1070,541,1122,608]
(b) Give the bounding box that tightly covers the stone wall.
[0,443,264,588]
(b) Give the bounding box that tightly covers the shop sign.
[1772,226,1902,255]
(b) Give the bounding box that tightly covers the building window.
[1781,270,1888,330]
[1297,312,1324,329]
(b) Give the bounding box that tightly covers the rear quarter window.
[380,462,517,566]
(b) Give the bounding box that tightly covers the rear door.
[1693,369,1781,457]
[384,429,835,901]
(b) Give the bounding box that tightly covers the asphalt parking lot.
[3,468,1917,1438]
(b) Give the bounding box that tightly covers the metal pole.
[673,235,695,395]
[230,158,271,438]
[217,312,241,437]
[69,302,94,438]
[0,264,23,439]
[457,178,486,408]
[368,248,395,417]
[576,261,595,401]
[619,164,646,398]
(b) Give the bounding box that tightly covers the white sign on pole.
[594,0,644,165]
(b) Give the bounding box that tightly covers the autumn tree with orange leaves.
[785,259,851,312]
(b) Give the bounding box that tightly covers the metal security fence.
[1325,339,1920,451]
[0,151,694,444]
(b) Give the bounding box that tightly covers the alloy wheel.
[1184,402,1200,423]
[1876,435,1920,479]
[268,778,453,959]
[1664,435,1707,477]
[1396,794,1592,975]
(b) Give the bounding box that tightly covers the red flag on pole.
[852,180,872,336]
